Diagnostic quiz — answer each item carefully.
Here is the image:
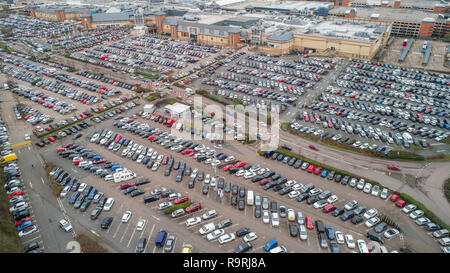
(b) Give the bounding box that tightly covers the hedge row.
[133,70,159,80]
[399,193,450,231]
[163,201,193,215]
[195,89,231,106]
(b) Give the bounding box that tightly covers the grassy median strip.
[0,170,22,253]
[163,201,193,215]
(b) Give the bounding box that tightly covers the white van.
[246,190,254,206]
[269,246,287,253]
[113,169,136,183]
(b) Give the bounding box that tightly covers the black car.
[234,242,252,253]
[334,174,342,183]
[90,207,102,220]
[289,222,298,237]
[202,185,209,195]
[24,242,40,253]
[329,240,340,253]
[143,194,159,203]
[296,193,309,202]
[367,231,385,244]
[188,177,195,189]
[231,184,238,195]
[254,205,261,218]
[135,178,150,186]
[270,200,277,212]
[130,189,145,197]
[351,215,364,224]
[238,199,245,210]
[307,195,319,205]
[340,211,355,221]
[239,186,245,198]
[101,216,113,229]
[231,195,237,206]
[332,208,345,217]
[374,222,388,233]
[136,238,147,253]
[236,227,250,237]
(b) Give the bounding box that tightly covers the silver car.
[299,224,307,241]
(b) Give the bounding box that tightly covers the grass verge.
[0,170,22,253]
[163,201,193,215]
[399,193,450,231]
[444,178,450,203]
[44,162,63,196]
[76,234,109,253]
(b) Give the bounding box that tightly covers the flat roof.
[350,0,448,8]
[226,0,332,10]
[329,6,441,22]
[262,19,387,43]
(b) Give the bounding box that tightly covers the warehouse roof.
[91,12,132,23]
[267,31,294,42]
[329,6,442,22]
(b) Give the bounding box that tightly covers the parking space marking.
[21,235,41,245]
[41,177,45,184]
[152,215,160,221]
[127,225,137,248]
[119,222,131,243]
[112,221,122,237]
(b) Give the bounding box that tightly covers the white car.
[19,225,38,237]
[218,233,235,244]
[136,219,147,231]
[345,234,355,249]
[199,223,215,235]
[77,183,87,193]
[271,212,279,227]
[207,229,225,241]
[158,201,173,210]
[380,188,389,199]
[210,178,217,187]
[186,217,201,227]
[402,204,417,214]
[243,232,257,242]
[59,219,72,232]
[122,211,132,223]
[371,185,380,197]
[24,134,30,140]
[235,170,245,177]
[10,201,28,213]
[327,195,338,204]
[344,200,358,210]
[288,190,300,199]
[103,197,115,211]
[60,186,71,198]
[384,228,400,239]
[243,171,256,179]
[262,210,270,224]
[287,209,295,221]
[356,181,365,190]
[299,225,307,241]
[202,210,217,220]
[335,231,345,244]
[409,209,424,219]
[365,217,380,228]
[438,237,450,247]
[357,239,369,253]
[204,174,211,184]
[313,200,328,209]
[415,217,430,226]
[363,183,372,193]
[363,208,378,219]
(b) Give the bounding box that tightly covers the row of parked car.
[48,28,130,52]
[0,15,76,39]
[78,70,135,91]
[0,115,43,252]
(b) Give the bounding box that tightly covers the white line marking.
[127,226,137,248]
[152,215,160,221]
[29,181,33,189]
[41,177,45,184]
[120,222,130,243]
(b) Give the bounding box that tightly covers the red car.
[48,136,56,142]
[114,135,122,143]
[390,194,399,202]
[322,204,336,213]
[174,196,189,205]
[309,144,319,151]
[387,164,401,171]
[223,164,234,171]
[396,200,407,208]
[15,217,31,227]
[147,135,156,141]
[234,161,247,168]
[64,143,74,148]
[56,148,66,153]
[313,166,323,175]
[120,182,135,190]
[307,165,316,173]
[305,216,314,229]
[185,202,202,213]
[73,160,82,165]
[259,179,272,186]
[9,190,24,198]
[162,156,169,165]
[182,149,192,155]
[93,159,106,164]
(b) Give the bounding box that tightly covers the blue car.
[92,156,103,161]
[119,138,126,145]
[263,240,278,251]
[88,188,97,200]
[17,221,34,231]
[111,165,122,171]
[69,192,80,204]
[325,226,334,240]
[320,169,328,178]
[142,157,150,164]
[84,164,93,171]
